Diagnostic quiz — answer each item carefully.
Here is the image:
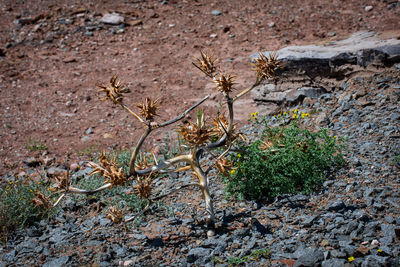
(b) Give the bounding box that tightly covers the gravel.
[1,69,399,266]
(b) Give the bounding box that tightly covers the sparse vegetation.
[0,177,58,244]
[25,139,48,152]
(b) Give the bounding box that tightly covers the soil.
[0,0,399,176]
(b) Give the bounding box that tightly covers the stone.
[294,248,324,267]
[43,256,70,267]
[81,136,91,142]
[24,157,41,167]
[187,247,212,263]
[63,57,77,63]
[321,258,346,267]
[100,13,124,25]
[365,6,373,12]
[85,127,93,134]
[211,10,222,16]
[326,200,346,212]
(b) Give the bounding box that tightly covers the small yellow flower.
[377,249,383,252]
[348,256,354,262]
[292,113,298,119]
[283,112,288,116]
[294,108,299,113]
[237,153,242,158]
[230,170,236,175]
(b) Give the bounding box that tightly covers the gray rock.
[43,256,70,267]
[321,258,346,267]
[326,200,346,212]
[361,255,390,267]
[294,248,324,267]
[85,127,93,134]
[187,247,212,263]
[380,224,396,245]
[251,32,400,68]
[211,10,222,16]
[100,13,124,25]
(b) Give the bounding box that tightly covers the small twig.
[120,103,145,124]
[67,183,113,194]
[124,202,152,223]
[158,95,210,128]
[151,183,200,201]
[53,193,66,207]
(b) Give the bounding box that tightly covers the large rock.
[251,31,400,115]
[250,31,400,73]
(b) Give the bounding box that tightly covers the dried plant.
[136,97,160,121]
[134,175,153,199]
[50,171,70,192]
[89,151,127,186]
[193,50,218,77]
[213,73,236,94]
[177,111,213,146]
[50,49,281,235]
[32,191,52,210]
[252,52,281,80]
[215,158,233,176]
[98,75,129,104]
[106,206,124,223]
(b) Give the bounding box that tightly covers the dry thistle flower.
[136,97,160,121]
[193,50,218,77]
[106,206,123,223]
[213,73,236,94]
[215,158,233,176]
[89,151,127,186]
[134,175,152,199]
[32,191,52,210]
[252,52,281,80]
[178,112,212,146]
[210,113,238,140]
[98,75,129,104]
[50,171,70,192]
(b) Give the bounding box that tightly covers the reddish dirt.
[0,0,399,176]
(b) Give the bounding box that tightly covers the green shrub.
[223,113,345,200]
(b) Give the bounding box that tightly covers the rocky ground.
[1,67,399,266]
[1,0,400,266]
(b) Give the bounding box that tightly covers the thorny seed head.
[210,113,237,139]
[136,97,160,121]
[98,75,129,104]
[193,50,218,77]
[177,112,212,146]
[32,191,52,210]
[89,151,127,186]
[50,171,70,192]
[106,206,123,223]
[134,175,153,200]
[213,73,236,94]
[215,158,233,176]
[252,52,281,80]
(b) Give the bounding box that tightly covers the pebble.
[365,6,373,12]
[211,10,222,16]
[100,13,124,25]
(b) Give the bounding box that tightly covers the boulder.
[251,31,400,115]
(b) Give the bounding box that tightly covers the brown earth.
[0,0,399,176]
